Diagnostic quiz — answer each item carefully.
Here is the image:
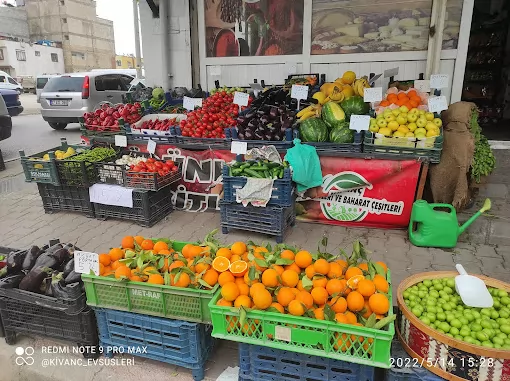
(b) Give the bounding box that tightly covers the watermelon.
[329,125,354,143]
[321,102,346,128]
[299,118,328,142]
[340,96,369,120]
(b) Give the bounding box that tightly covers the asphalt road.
[1,114,82,161]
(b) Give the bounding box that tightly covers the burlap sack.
[428,102,476,210]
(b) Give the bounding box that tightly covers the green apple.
[399,105,410,113]
[385,114,396,123]
[425,112,435,121]
[433,118,443,127]
[408,122,417,132]
[407,113,418,123]
[416,118,427,128]
[392,109,401,117]
[418,110,426,116]
[425,122,436,131]
[369,124,379,133]
[377,119,388,128]
[396,115,407,125]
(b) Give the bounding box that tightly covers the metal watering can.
[408,199,491,248]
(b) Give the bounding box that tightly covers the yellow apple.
[393,131,406,137]
[369,124,379,133]
[433,118,443,127]
[399,105,410,113]
[387,121,399,131]
[425,112,435,121]
[426,129,439,137]
[425,122,437,131]
[409,108,419,114]
[415,127,426,135]
[398,125,410,134]
[407,113,418,123]
[407,122,417,132]
[416,118,427,128]
[396,115,407,125]
[405,132,415,137]
[385,114,396,123]
[418,110,426,116]
[383,109,393,117]
[378,127,392,136]
[392,109,401,117]
[370,117,377,126]
[377,119,388,128]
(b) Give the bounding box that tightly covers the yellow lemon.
[341,71,356,85]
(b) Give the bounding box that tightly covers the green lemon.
[454,335,464,341]
[446,314,455,322]
[446,279,455,288]
[463,336,475,344]
[493,300,501,309]
[403,291,411,299]
[460,328,471,337]
[437,328,445,334]
[442,303,453,311]
[418,285,428,292]
[423,280,432,287]
[499,309,510,319]
[412,307,423,317]
[500,324,510,334]
[481,308,492,317]
[505,338,510,345]
[427,313,437,323]
[476,331,490,342]
[496,332,507,339]
[426,298,437,306]
[482,341,494,348]
[472,311,481,319]
[431,279,440,285]
[408,294,417,301]
[473,339,481,346]
[437,312,446,322]
[491,320,499,329]
[427,306,437,314]
[482,328,494,339]
[439,322,451,333]
[434,283,444,291]
[430,290,440,299]
[481,320,493,329]
[450,327,460,336]
[418,291,427,299]
[493,337,504,346]
[443,286,453,295]
[498,290,508,298]
[420,316,431,325]
[456,305,464,312]
[430,322,437,330]
[446,333,454,338]
[459,317,469,325]
[436,307,444,313]
[491,310,500,319]
[409,300,417,308]
[471,323,483,332]
[494,344,502,349]
[465,313,474,322]
[450,319,462,329]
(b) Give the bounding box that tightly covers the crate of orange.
[208,240,395,368]
[81,232,248,323]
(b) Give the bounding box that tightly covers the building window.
[72,52,85,59]
[35,51,41,57]
[0,49,3,60]
[62,18,67,23]
[64,35,69,40]
[51,53,58,62]
[16,50,26,61]
[116,60,122,67]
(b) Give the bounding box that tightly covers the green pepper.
[240,163,251,170]
[278,169,284,178]
[244,169,263,178]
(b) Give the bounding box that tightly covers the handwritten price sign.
[74,251,99,275]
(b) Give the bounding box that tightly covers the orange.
[397,92,407,100]
[375,261,388,273]
[158,249,172,255]
[169,260,185,271]
[142,266,158,276]
[311,287,328,305]
[333,333,353,352]
[373,274,389,293]
[270,302,285,313]
[111,260,123,271]
[249,283,266,298]
[358,279,376,297]
[329,296,347,313]
[230,260,248,277]
[345,266,363,280]
[276,287,295,307]
[296,290,314,309]
[346,291,364,312]
[195,262,210,274]
[335,259,348,274]
[212,256,231,273]
[244,272,259,286]
[326,278,345,296]
[305,265,316,280]
[335,313,349,324]
[182,244,195,258]
[218,271,235,286]
[344,311,358,324]
[235,277,246,286]
[231,242,247,256]
[295,250,312,268]
[140,239,154,251]
[102,265,112,275]
[234,295,252,308]
[109,248,124,261]
[99,253,111,266]
[291,288,300,296]
[314,307,325,320]
[238,283,250,296]
[153,241,169,254]
[99,263,105,275]
[313,259,330,275]
[410,99,420,108]
[187,259,196,272]
[171,272,191,288]
[147,273,164,285]
[368,293,390,315]
[288,300,305,316]
[313,277,328,288]
[261,269,279,288]
[217,298,233,307]
[358,263,368,271]
[134,235,145,246]
[230,254,241,263]
[281,270,299,288]
[216,247,232,260]
[254,246,268,254]
[280,250,295,261]
[114,265,131,279]
[130,275,143,282]
[296,280,305,291]
[380,100,390,107]
[346,275,365,290]
[253,288,272,310]
[327,263,343,279]
[285,263,301,274]
[408,89,417,97]
[362,300,373,319]
[121,236,134,249]
[221,282,240,302]
[270,264,284,276]
[202,269,219,287]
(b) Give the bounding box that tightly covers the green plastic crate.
[209,271,395,368]
[82,240,217,323]
[20,138,88,185]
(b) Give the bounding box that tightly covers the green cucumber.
[244,169,263,178]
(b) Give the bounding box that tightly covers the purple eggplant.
[278,105,287,115]
[63,258,75,278]
[269,107,278,119]
[244,130,254,140]
[51,247,70,265]
[245,112,255,119]
[238,132,246,140]
[254,131,264,140]
[264,133,273,141]
[51,280,82,300]
[236,116,247,126]
[64,270,81,285]
[19,267,52,293]
[22,245,43,271]
[274,134,282,141]
[7,250,28,274]
[248,120,258,130]
[259,115,270,125]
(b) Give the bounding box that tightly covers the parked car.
[36,74,59,103]
[0,95,12,142]
[0,89,23,117]
[40,71,139,130]
[0,71,23,94]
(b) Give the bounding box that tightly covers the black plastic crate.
[55,151,117,187]
[37,183,95,217]
[95,161,126,186]
[93,186,173,227]
[221,166,294,207]
[220,201,295,243]
[302,131,364,155]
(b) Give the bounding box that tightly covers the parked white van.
[0,71,23,94]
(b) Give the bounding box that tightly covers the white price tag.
[275,326,291,342]
[349,115,371,132]
[114,135,127,147]
[428,96,448,113]
[384,67,399,78]
[89,184,133,207]
[147,139,156,154]
[414,80,430,93]
[430,74,449,89]
[183,96,203,111]
[363,87,382,103]
[74,251,99,275]
[291,84,309,100]
[233,91,249,107]
[230,141,248,154]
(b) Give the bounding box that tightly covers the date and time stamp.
[391,356,496,369]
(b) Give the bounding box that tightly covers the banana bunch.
[328,86,345,102]
[297,104,322,121]
[353,77,371,97]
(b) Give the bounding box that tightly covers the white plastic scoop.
[455,264,493,308]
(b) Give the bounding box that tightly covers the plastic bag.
[284,139,323,192]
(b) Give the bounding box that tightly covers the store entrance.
[462,0,510,140]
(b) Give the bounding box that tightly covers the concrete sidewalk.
[0,153,509,380]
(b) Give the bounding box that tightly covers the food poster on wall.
[296,157,421,228]
[311,0,462,55]
[205,0,304,57]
